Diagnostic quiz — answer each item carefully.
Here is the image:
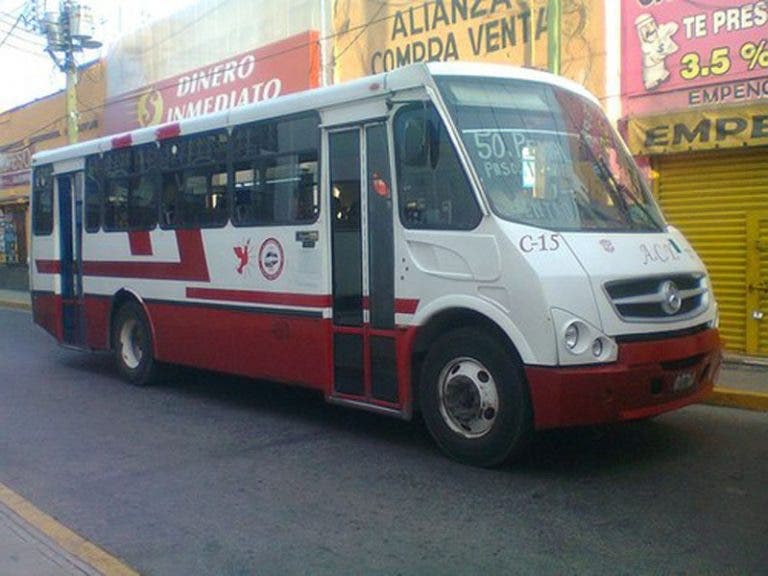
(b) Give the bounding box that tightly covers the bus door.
[328,123,401,413]
[58,171,85,347]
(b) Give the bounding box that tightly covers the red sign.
[622,0,768,116]
[105,31,320,134]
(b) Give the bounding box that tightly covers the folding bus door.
[328,123,402,414]
[58,171,85,347]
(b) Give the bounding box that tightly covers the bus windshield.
[436,77,664,232]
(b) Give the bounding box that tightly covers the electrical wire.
[0,10,21,49]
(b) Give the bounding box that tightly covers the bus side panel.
[148,302,332,389]
[32,291,62,341]
[83,295,111,350]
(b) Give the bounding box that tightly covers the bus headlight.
[564,323,579,349]
[551,308,618,366]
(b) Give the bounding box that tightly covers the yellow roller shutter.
[655,147,768,356]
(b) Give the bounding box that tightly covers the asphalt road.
[1,306,767,575]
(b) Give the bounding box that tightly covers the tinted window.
[231,114,319,226]
[84,156,103,232]
[394,104,481,230]
[159,131,228,228]
[103,145,158,231]
[32,165,54,236]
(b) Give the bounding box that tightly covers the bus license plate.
[673,371,696,392]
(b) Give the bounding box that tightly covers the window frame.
[393,102,482,231]
[31,164,54,237]
[230,112,321,228]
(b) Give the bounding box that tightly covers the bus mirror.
[403,117,428,167]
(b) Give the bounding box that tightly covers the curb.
[0,300,31,311]
[703,388,768,413]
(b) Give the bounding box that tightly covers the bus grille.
[604,274,708,323]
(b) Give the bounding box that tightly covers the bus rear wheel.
[112,301,157,386]
[420,328,532,467]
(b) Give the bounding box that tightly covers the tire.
[112,300,158,386]
[419,328,533,467]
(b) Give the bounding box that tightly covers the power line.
[0,10,21,49]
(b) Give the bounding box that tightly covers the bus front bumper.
[525,328,722,430]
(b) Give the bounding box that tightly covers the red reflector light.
[156,123,181,140]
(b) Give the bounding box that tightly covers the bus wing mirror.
[403,117,428,167]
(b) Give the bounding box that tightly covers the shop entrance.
[656,146,768,357]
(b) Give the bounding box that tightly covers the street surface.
[1,306,767,575]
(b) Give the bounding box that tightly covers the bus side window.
[32,165,54,236]
[104,179,129,230]
[84,156,102,232]
[394,104,481,230]
[159,131,229,229]
[161,172,181,228]
[231,113,320,227]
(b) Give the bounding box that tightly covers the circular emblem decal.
[660,280,682,315]
[258,238,284,281]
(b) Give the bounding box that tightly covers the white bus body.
[30,63,721,466]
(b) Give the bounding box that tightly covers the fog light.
[565,323,579,349]
[592,338,603,357]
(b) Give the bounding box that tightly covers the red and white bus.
[30,63,722,466]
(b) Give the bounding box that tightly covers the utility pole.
[37,1,101,144]
[547,0,561,75]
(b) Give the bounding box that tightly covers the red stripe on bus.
[35,260,61,274]
[395,299,419,314]
[187,287,332,309]
[82,229,210,281]
[128,231,153,256]
[111,134,132,149]
[156,123,181,141]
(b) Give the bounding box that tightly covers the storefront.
[622,1,768,357]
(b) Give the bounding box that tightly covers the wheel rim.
[437,357,499,439]
[118,318,144,370]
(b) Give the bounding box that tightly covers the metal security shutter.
[655,147,768,355]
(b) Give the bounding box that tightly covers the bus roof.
[31,62,598,167]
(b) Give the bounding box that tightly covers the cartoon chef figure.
[635,13,679,91]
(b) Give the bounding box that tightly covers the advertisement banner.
[623,0,768,117]
[333,0,606,100]
[105,31,320,135]
[628,103,768,155]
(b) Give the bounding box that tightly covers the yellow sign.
[628,103,768,155]
[333,0,606,99]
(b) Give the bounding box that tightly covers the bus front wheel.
[420,328,532,467]
[112,301,157,386]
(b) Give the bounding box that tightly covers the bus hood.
[558,227,715,336]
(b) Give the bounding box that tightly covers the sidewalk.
[0,500,101,576]
[0,483,139,576]
[0,289,31,310]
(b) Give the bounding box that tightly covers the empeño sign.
[105,31,320,135]
[628,104,768,154]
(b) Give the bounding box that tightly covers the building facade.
[622,0,768,357]
[0,60,104,289]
